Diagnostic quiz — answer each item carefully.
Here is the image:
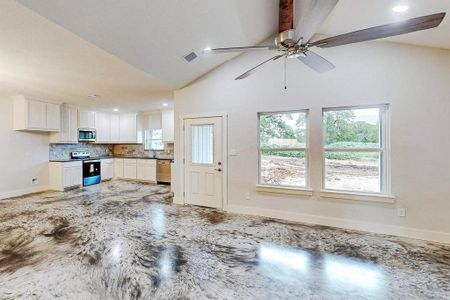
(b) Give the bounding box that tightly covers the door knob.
[214,168,222,172]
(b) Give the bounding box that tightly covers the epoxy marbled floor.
[0,181,449,299]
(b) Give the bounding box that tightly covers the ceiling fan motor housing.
[277,29,297,48]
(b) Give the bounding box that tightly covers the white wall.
[0,95,49,198]
[174,41,450,243]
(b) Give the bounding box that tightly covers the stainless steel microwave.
[78,129,96,142]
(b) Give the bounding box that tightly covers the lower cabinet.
[123,159,137,179]
[114,159,124,178]
[114,158,156,182]
[101,159,114,181]
[137,159,157,181]
[49,161,82,191]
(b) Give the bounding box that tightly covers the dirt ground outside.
[261,155,380,192]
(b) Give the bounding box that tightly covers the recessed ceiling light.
[392,5,409,13]
[87,94,100,98]
[113,108,119,112]
[203,47,212,53]
[163,103,168,107]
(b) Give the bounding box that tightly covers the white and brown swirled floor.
[0,181,449,299]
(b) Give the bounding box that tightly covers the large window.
[322,105,389,194]
[145,129,164,151]
[258,110,308,188]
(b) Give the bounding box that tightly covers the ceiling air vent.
[183,51,198,63]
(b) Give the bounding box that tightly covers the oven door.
[83,160,101,186]
[78,130,96,142]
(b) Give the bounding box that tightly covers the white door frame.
[179,112,228,209]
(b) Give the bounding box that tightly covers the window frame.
[321,104,390,195]
[144,129,164,151]
[257,109,310,189]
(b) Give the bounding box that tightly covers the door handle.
[214,168,222,172]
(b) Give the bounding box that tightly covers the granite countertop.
[49,156,174,163]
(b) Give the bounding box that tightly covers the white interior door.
[184,117,223,209]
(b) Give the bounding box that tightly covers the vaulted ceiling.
[3,0,450,110]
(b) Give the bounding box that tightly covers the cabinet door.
[28,100,47,129]
[68,106,78,143]
[101,160,114,180]
[137,160,156,181]
[97,113,111,143]
[162,110,174,142]
[120,114,137,143]
[46,103,60,131]
[59,105,70,141]
[114,159,124,178]
[110,114,120,142]
[63,166,82,188]
[79,110,96,129]
[123,160,137,179]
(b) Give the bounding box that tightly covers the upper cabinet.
[95,112,142,144]
[161,110,174,142]
[78,109,96,129]
[50,104,78,144]
[13,95,61,132]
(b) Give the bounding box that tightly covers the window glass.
[260,112,307,149]
[259,111,308,188]
[324,108,380,149]
[325,152,381,193]
[323,106,387,194]
[191,125,213,164]
[145,129,164,151]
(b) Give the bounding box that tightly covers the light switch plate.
[397,208,406,217]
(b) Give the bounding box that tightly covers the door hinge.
[183,192,185,197]
[183,158,185,164]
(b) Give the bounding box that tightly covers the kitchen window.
[258,110,309,189]
[145,129,164,151]
[322,105,390,194]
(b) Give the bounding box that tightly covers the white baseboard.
[225,204,450,245]
[0,185,50,200]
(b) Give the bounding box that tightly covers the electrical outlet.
[397,208,406,217]
[245,192,251,200]
[31,177,38,185]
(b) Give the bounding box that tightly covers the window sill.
[255,185,313,196]
[320,190,395,204]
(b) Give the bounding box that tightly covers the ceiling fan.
[204,0,446,80]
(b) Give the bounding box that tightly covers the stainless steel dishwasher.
[156,160,172,184]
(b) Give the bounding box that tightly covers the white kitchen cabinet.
[137,159,157,182]
[101,159,114,181]
[110,114,120,142]
[114,159,124,178]
[49,161,82,191]
[161,110,174,142]
[119,114,137,143]
[50,104,78,144]
[13,95,61,132]
[96,112,111,143]
[123,159,137,179]
[79,109,96,129]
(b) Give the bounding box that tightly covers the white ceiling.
[319,0,450,50]
[4,0,450,111]
[1,0,173,112]
[16,0,279,89]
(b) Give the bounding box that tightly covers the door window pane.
[324,108,380,149]
[260,150,306,187]
[325,152,381,193]
[192,125,213,164]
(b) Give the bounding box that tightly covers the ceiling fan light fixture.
[392,5,409,13]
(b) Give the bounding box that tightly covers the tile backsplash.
[49,143,113,160]
[113,143,174,159]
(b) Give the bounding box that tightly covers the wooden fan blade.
[297,50,335,73]
[294,0,339,43]
[279,0,294,33]
[310,12,446,48]
[204,45,278,54]
[235,55,284,80]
